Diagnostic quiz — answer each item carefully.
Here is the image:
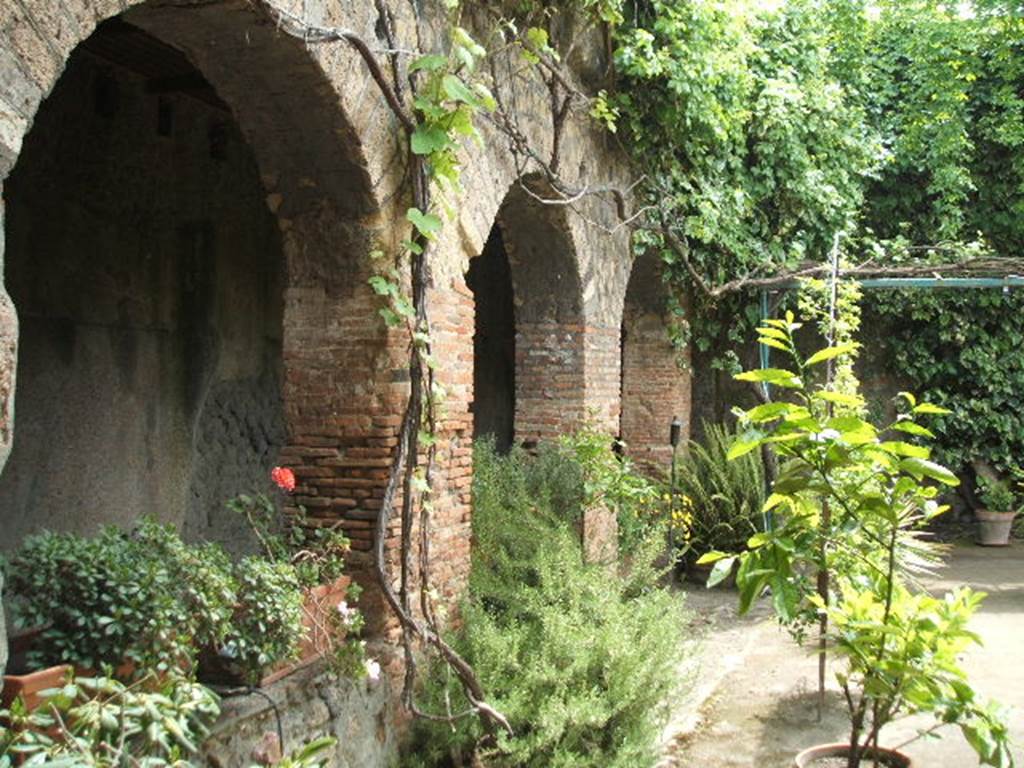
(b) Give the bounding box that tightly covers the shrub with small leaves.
[405,443,690,768]
[218,557,304,684]
[4,519,236,674]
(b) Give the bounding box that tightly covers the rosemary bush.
[405,442,689,768]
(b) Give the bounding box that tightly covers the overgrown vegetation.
[703,314,1013,767]
[0,672,338,768]
[865,289,1024,479]
[404,441,689,767]
[674,422,765,567]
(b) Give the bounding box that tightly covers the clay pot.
[200,575,352,687]
[262,575,351,685]
[2,664,72,712]
[976,509,1016,546]
[794,742,912,768]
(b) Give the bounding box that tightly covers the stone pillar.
[620,255,691,475]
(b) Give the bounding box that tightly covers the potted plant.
[974,475,1018,546]
[700,314,1013,768]
[2,519,235,692]
[204,467,366,685]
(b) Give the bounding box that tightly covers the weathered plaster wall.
[0,29,284,552]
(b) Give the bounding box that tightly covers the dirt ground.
[662,542,1024,767]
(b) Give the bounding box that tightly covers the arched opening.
[0,18,282,552]
[466,228,515,452]
[467,182,586,451]
[0,3,379,561]
[619,252,690,474]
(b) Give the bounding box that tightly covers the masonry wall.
[0,0,688,761]
[0,26,283,553]
[620,253,691,474]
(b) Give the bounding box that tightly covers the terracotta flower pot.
[976,509,1016,546]
[794,742,912,768]
[2,664,72,712]
[261,575,351,685]
[200,575,352,687]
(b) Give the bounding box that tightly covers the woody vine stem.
[262,1,511,738]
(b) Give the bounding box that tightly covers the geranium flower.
[271,466,296,492]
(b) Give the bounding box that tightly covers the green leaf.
[442,74,479,105]
[745,402,792,423]
[410,125,450,155]
[899,457,960,486]
[758,337,789,352]
[826,416,878,444]
[879,441,930,459]
[806,342,859,366]
[913,402,952,415]
[756,326,789,342]
[695,550,729,565]
[407,208,443,239]
[408,54,447,73]
[727,434,763,460]
[813,390,865,407]
[734,368,802,388]
[892,420,935,439]
[707,556,736,588]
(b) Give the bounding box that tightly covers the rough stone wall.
[202,661,395,768]
[0,34,284,552]
[620,252,692,473]
[0,0,689,760]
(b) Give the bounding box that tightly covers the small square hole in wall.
[157,97,174,137]
[208,121,228,160]
[93,71,120,118]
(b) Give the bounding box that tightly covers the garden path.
[662,543,1024,767]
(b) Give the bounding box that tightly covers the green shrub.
[4,518,308,684]
[406,442,689,768]
[4,519,235,673]
[219,557,305,684]
[675,422,766,564]
[977,475,1018,513]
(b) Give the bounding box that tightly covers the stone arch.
[619,251,691,473]
[466,178,587,449]
[0,1,388,558]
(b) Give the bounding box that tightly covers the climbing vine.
[260,0,1024,739]
[864,289,1024,480]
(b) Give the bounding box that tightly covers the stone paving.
[662,542,1024,767]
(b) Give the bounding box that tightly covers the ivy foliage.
[864,288,1024,477]
[612,0,876,346]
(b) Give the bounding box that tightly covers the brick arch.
[0,0,385,473]
[619,251,691,473]
[0,0,411,608]
[464,177,589,448]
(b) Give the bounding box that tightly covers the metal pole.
[669,416,682,576]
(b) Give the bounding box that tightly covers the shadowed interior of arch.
[0,17,284,554]
[466,226,515,453]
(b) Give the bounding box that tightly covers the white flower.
[364,658,381,682]
[336,600,354,622]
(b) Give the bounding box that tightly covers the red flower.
[271,466,296,493]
